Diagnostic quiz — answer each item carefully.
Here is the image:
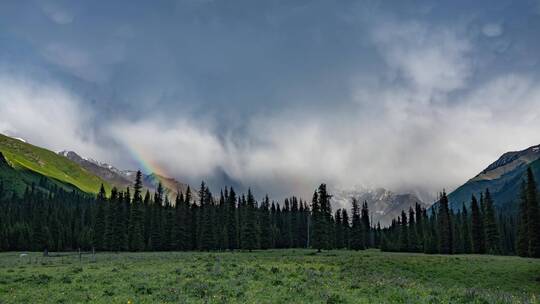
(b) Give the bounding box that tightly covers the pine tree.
[143,190,151,248]
[241,189,258,251]
[107,188,126,251]
[104,187,116,251]
[150,182,164,250]
[217,190,227,250]
[415,203,424,249]
[525,167,540,257]
[341,209,350,249]
[408,207,419,252]
[318,184,333,250]
[471,195,485,254]
[517,182,529,257]
[310,190,324,252]
[374,221,382,248]
[178,191,192,250]
[350,197,364,250]
[483,189,500,254]
[163,196,174,250]
[259,195,272,250]
[452,210,463,254]
[479,193,486,251]
[399,210,409,251]
[226,187,238,250]
[93,184,107,250]
[437,191,453,254]
[128,171,145,251]
[290,198,300,247]
[270,202,278,248]
[171,192,183,250]
[298,201,309,248]
[334,209,344,248]
[282,198,292,248]
[361,201,371,247]
[461,203,472,254]
[424,210,438,254]
[197,182,215,251]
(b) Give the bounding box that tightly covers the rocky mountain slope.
[447,144,540,212]
[331,186,430,227]
[59,150,191,200]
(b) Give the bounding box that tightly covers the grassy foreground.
[0,250,538,303]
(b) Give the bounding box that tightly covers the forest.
[0,168,539,258]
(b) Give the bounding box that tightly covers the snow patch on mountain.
[330,185,430,227]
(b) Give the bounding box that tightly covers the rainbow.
[122,143,169,183]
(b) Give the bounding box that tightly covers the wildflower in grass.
[127,299,133,304]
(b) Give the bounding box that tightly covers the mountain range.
[58,150,191,200]
[0,133,189,200]
[332,187,431,227]
[1,132,539,226]
[0,133,432,225]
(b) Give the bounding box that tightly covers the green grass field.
[0,250,538,303]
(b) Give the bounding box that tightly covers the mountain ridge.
[331,186,430,227]
[0,133,111,194]
[447,144,540,212]
[58,150,192,200]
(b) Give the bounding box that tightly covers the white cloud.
[39,1,74,25]
[482,23,503,37]
[0,74,104,159]
[109,119,226,179]
[372,21,472,96]
[41,43,111,83]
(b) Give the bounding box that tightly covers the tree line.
[0,168,538,258]
[379,167,540,258]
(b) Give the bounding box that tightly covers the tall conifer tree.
[128,171,145,251]
[525,167,540,257]
[461,203,472,254]
[471,195,485,254]
[483,189,500,254]
[437,191,453,254]
[350,197,364,250]
[93,184,107,250]
[259,195,272,250]
[241,189,258,251]
[310,190,323,252]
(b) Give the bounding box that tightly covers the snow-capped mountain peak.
[330,186,430,227]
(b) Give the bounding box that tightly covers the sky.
[1,0,540,201]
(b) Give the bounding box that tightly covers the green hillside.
[0,134,110,194]
[0,152,83,196]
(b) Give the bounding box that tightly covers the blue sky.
[1,0,540,199]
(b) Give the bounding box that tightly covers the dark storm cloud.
[1,0,540,199]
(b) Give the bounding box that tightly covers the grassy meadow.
[0,249,538,303]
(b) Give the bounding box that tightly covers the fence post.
[78,248,81,262]
[92,247,95,262]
